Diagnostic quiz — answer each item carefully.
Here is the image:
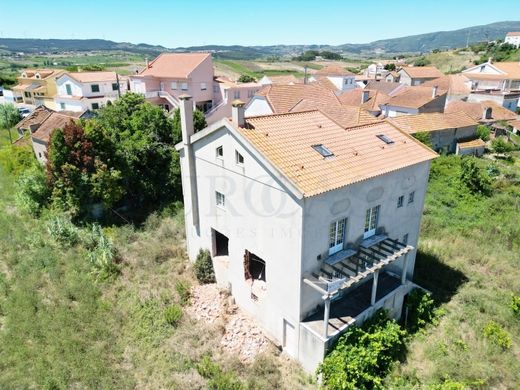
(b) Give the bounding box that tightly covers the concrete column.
[323,298,331,338]
[401,253,409,285]
[371,270,379,306]
[232,99,245,126]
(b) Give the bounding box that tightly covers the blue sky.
[1,0,519,47]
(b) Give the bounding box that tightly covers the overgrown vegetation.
[194,249,216,284]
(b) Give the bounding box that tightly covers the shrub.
[196,355,243,390]
[15,167,50,216]
[413,132,433,149]
[164,304,183,327]
[194,249,216,284]
[510,294,520,318]
[175,280,191,306]
[237,74,256,83]
[318,310,406,389]
[86,224,119,280]
[476,125,491,141]
[406,288,438,333]
[460,157,491,196]
[414,57,431,67]
[46,214,79,247]
[491,138,514,154]
[483,321,511,350]
[0,144,37,177]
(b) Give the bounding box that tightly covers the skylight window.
[376,134,394,145]
[312,144,334,158]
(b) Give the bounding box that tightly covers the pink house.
[129,53,215,112]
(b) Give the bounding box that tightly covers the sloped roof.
[32,112,83,143]
[506,32,520,36]
[63,71,120,83]
[316,65,355,77]
[400,66,443,79]
[445,100,518,122]
[383,86,446,109]
[422,74,471,95]
[364,80,405,96]
[492,62,520,79]
[236,110,437,197]
[458,138,486,149]
[19,69,63,80]
[263,74,301,84]
[338,89,391,111]
[388,112,477,134]
[508,119,520,129]
[139,52,211,78]
[16,106,53,130]
[257,83,340,114]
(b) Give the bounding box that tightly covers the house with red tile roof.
[380,85,447,117]
[129,52,215,112]
[175,95,436,373]
[462,60,520,92]
[310,65,357,93]
[398,66,443,86]
[55,71,129,112]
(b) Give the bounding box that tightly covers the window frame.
[216,191,225,209]
[112,83,119,91]
[216,145,224,159]
[65,84,72,95]
[328,218,347,256]
[364,205,380,239]
[408,191,415,204]
[235,150,244,165]
[60,102,66,110]
[181,82,188,91]
[171,81,178,90]
[91,84,100,93]
[201,82,207,91]
[397,195,404,208]
[91,102,100,110]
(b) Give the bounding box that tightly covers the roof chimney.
[432,86,439,98]
[488,57,493,64]
[361,90,370,104]
[232,99,246,127]
[179,94,194,144]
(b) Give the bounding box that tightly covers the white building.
[462,60,520,91]
[55,72,128,112]
[312,65,357,93]
[176,95,437,372]
[505,32,520,48]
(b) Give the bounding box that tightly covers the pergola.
[303,235,413,338]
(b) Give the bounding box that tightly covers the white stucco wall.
[244,97,273,117]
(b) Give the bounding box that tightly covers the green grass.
[386,155,520,388]
[0,132,312,389]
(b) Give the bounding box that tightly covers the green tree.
[414,57,431,67]
[413,132,433,149]
[476,125,491,141]
[238,75,256,83]
[384,63,396,71]
[491,138,513,154]
[0,103,21,143]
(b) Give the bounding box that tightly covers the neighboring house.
[398,66,443,86]
[312,65,357,93]
[505,32,520,48]
[55,71,128,112]
[14,107,86,164]
[445,100,518,124]
[388,111,478,153]
[338,88,391,116]
[244,84,377,127]
[205,77,262,125]
[176,96,437,372]
[258,75,300,85]
[422,74,471,103]
[11,69,64,109]
[508,119,520,134]
[129,53,214,112]
[380,86,447,117]
[462,60,520,91]
[456,139,486,156]
[467,90,520,112]
[385,71,400,83]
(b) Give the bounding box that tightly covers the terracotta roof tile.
[263,75,301,84]
[445,100,518,122]
[338,89,391,111]
[388,112,477,134]
[491,62,520,79]
[458,138,486,148]
[237,110,437,197]
[506,32,520,36]
[422,74,471,95]
[383,86,446,109]
[364,80,405,96]
[139,52,211,78]
[400,66,443,79]
[316,65,355,77]
[16,106,53,130]
[32,112,81,143]
[63,71,121,83]
[257,84,340,114]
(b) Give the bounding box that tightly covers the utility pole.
[304,65,308,85]
[116,72,121,98]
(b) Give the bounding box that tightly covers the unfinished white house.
[176,95,437,372]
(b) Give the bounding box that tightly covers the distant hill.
[1,21,520,59]
[0,38,168,56]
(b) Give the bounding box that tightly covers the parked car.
[18,107,31,118]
